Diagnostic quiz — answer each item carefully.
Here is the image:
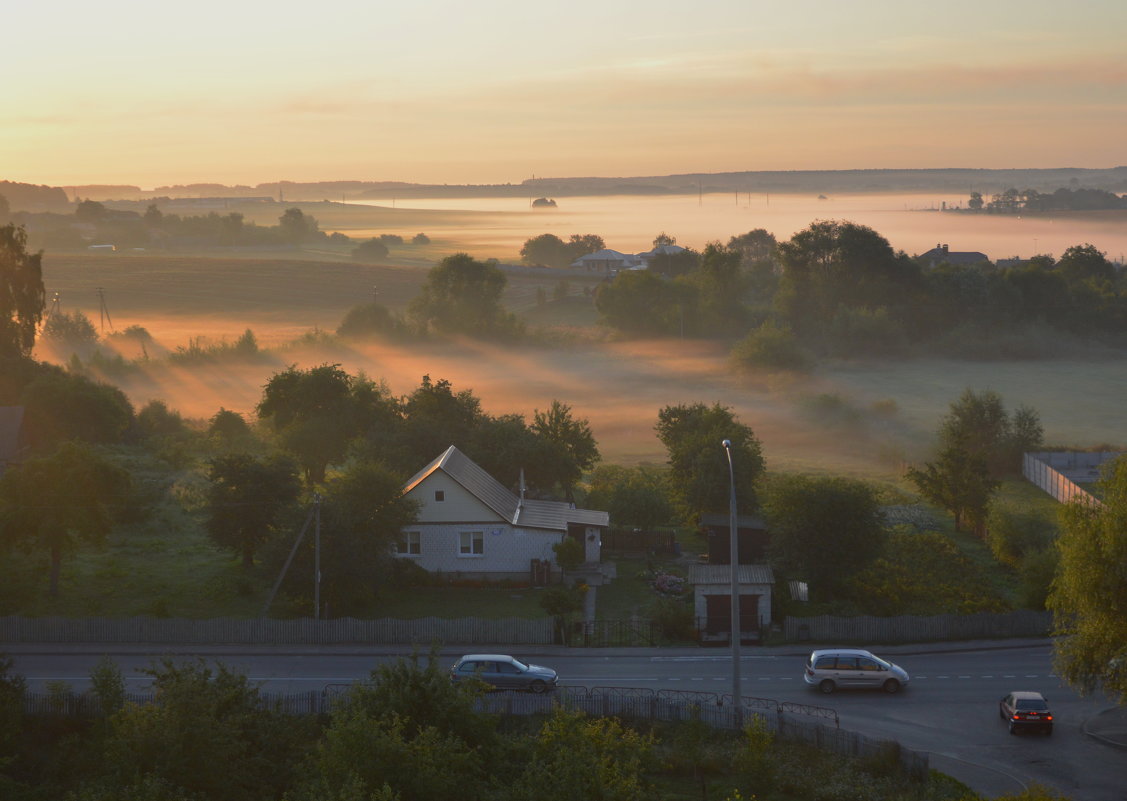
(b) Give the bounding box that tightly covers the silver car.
[803,648,909,694]
[450,654,558,693]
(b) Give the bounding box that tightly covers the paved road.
[7,639,1125,800]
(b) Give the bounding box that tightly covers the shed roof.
[688,563,775,585]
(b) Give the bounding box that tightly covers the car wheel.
[1008,722,1016,735]
[819,679,835,694]
[1045,727,1053,737]
[882,679,901,694]
[529,680,547,694]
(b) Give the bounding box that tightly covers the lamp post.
[722,439,741,707]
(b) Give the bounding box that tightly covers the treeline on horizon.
[6,165,1127,205]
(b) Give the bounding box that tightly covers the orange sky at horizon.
[3,1,1126,189]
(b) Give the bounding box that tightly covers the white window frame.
[396,530,421,556]
[459,530,484,557]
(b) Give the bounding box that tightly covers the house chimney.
[942,244,949,253]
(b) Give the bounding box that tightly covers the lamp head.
[722,439,732,449]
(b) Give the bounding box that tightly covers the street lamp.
[722,439,741,707]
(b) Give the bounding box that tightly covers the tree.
[968,191,984,211]
[257,364,394,485]
[0,441,130,596]
[564,233,605,262]
[337,302,406,340]
[775,220,919,346]
[683,242,748,336]
[905,441,999,535]
[351,238,390,262]
[520,233,569,267]
[269,461,419,614]
[727,228,777,263]
[512,707,656,801]
[0,223,45,359]
[1048,455,1127,703]
[655,403,764,521]
[1056,243,1115,285]
[585,464,674,529]
[594,269,687,336]
[41,309,99,355]
[19,368,134,446]
[397,375,482,468]
[97,659,308,801]
[205,453,302,569]
[75,199,108,222]
[938,389,1041,477]
[761,473,886,601]
[407,253,522,338]
[530,400,600,501]
[278,207,317,245]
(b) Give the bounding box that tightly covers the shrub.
[552,537,584,571]
[730,322,812,372]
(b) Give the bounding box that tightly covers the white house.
[569,248,641,272]
[399,445,609,583]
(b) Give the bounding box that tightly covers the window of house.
[396,531,421,556]
[459,530,484,556]
[434,490,445,502]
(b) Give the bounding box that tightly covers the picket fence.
[1,609,1052,646]
[784,609,1052,644]
[22,685,928,781]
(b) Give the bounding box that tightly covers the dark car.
[450,654,558,693]
[999,690,1053,735]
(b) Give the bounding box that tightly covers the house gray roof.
[403,445,609,532]
[920,244,989,266]
[0,406,25,469]
[687,563,775,585]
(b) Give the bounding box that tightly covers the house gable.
[406,470,507,525]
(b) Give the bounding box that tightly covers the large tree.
[585,464,674,529]
[1048,456,1127,703]
[205,453,302,569]
[0,223,45,359]
[655,402,764,521]
[0,441,130,596]
[761,473,886,601]
[906,440,999,535]
[938,388,1042,477]
[530,400,600,501]
[408,253,522,338]
[269,461,419,615]
[257,364,396,485]
[520,233,569,267]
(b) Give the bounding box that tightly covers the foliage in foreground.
[0,654,1008,801]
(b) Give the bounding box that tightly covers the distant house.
[570,248,641,272]
[637,243,687,267]
[0,406,26,475]
[919,243,990,268]
[400,445,610,584]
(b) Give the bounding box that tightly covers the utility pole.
[314,494,322,620]
[97,287,113,332]
[722,439,742,711]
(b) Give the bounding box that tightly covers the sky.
[3,0,1126,188]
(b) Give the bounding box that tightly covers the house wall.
[693,583,773,628]
[399,523,561,580]
[406,472,499,524]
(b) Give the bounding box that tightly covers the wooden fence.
[21,685,927,781]
[784,609,1052,644]
[1,610,1052,646]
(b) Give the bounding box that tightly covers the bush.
[987,503,1057,567]
[552,537,584,571]
[648,596,695,640]
[730,322,812,372]
[351,238,389,261]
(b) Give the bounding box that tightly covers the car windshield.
[873,657,891,670]
[510,658,529,671]
[1016,699,1048,710]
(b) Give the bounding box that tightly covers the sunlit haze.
[4,0,1126,187]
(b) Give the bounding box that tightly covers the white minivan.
[803,648,909,694]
